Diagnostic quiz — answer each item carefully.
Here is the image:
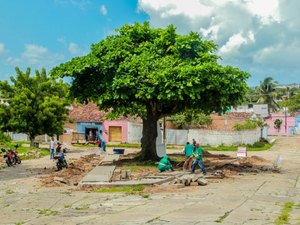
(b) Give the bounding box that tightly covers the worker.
[183,142,194,171]
[191,143,206,175]
[157,155,173,172]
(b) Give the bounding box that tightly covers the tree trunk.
[29,134,35,147]
[139,110,160,161]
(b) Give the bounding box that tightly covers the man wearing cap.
[191,143,206,175]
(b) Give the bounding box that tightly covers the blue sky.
[1,0,300,87]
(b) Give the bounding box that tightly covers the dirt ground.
[39,149,275,192]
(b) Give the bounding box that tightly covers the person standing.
[98,130,106,154]
[183,142,194,171]
[191,143,206,175]
[89,130,93,141]
[50,137,55,159]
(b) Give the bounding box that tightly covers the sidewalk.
[0,136,299,225]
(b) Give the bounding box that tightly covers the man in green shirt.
[191,143,206,175]
[183,142,194,171]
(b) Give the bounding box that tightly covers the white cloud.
[68,42,80,54]
[245,0,280,24]
[7,44,65,71]
[0,43,5,54]
[100,5,107,15]
[138,0,300,85]
[219,31,255,55]
[22,44,48,65]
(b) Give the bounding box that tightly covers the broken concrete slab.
[79,176,175,187]
[99,154,120,165]
[79,165,115,185]
[197,178,208,186]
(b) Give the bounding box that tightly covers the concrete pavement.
[0,136,300,225]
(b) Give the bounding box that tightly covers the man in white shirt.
[50,137,55,159]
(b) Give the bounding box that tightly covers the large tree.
[0,67,69,146]
[51,22,249,160]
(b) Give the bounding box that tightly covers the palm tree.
[256,77,279,113]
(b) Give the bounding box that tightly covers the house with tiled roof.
[60,102,143,144]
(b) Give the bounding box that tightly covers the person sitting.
[157,155,173,172]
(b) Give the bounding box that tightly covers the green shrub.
[233,119,257,131]
[251,141,265,148]
[0,132,11,143]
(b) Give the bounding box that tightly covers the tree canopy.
[280,92,300,113]
[0,67,69,145]
[256,77,279,112]
[51,22,250,160]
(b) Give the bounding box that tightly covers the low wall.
[166,128,260,146]
[127,122,143,143]
[127,123,260,146]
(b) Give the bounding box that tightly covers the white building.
[231,104,268,118]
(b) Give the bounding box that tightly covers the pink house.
[102,119,129,143]
[265,113,295,135]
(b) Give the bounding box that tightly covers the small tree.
[0,67,70,146]
[274,119,282,132]
[256,77,279,113]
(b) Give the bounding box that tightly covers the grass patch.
[0,141,49,160]
[15,222,25,225]
[74,205,90,210]
[6,189,15,194]
[71,143,97,148]
[73,143,142,148]
[204,142,273,152]
[107,143,141,148]
[215,210,232,223]
[121,165,156,171]
[93,185,145,194]
[60,191,72,196]
[275,202,294,225]
[38,209,58,216]
[140,193,150,198]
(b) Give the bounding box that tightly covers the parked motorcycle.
[12,144,21,165]
[1,148,14,167]
[53,153,68,171]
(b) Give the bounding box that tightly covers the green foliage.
[0,67,70,144]
[275,202,294,225]
[256,77,279,112]
[274,119,282,131]
[38,209,58,216]
[204,142,272,151]
[233,119,258,131]
[51,22,250,160]
[171,110,212,128]
[280,92,300,113]
[93,185,145,194]
[0,132,11,144]
[251,141,265,148]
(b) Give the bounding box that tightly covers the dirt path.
[0,137,300,225]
